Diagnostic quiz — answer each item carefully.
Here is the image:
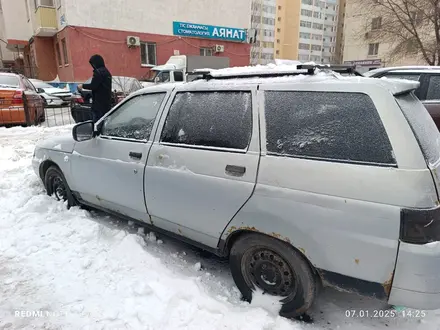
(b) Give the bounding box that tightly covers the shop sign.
[173,21,247,42]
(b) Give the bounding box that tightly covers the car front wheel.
[44,165,76,208]
[229,233,317,319]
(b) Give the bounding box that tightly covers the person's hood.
[89,54,105,70]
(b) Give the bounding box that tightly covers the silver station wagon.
[33,65,440,318]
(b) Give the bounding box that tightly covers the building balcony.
[33,7,58,37]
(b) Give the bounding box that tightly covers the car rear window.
[0,75,19,88]
[395,92,440,166]
[264,91,396,166]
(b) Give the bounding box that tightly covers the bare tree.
[354,0,440,65]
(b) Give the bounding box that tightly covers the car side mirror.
[72,120,95,142]
[37,88,45,94]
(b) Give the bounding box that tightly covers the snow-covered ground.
[0,125,439,329]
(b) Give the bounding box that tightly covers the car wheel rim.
[51,176,67,201]
[242,248,297,301]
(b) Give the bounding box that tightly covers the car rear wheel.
[44,166,76,208]
[229,233,317,319]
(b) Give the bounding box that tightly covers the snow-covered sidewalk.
[0,126,438,329]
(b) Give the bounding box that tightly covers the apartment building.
[250,0,276,65]
[343,0,426,73]
[275,0,342,64]
[0,0,252,81]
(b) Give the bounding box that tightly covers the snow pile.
[1,125,440,329]
[0,127,297,329]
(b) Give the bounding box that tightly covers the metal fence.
[0,93,93,128]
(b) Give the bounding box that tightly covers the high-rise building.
[275,0,342,64]
[250,0,276,65]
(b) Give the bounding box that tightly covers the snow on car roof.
[189,63,419,95]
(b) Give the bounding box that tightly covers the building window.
[301,9,313,17]
[278,5,281,10]
[277,39,280,43]
[200,47,213,56]
[371,17,382,30]
[368,43,379,56]
[300,20,312,28]
[141,42,157,66]
[61,38,68,65]
[278,17,281,22]
[55,42,62,66]
[35,0,54,7]
[276,50,280,55]
[277,28,281,32]
[299,43,310,50]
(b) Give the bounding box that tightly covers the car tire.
[229,233,317,319]
[44,166,77,208]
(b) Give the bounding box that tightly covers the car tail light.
[71,94,84,104]
[400,207,440,244]
[12,90,23,105]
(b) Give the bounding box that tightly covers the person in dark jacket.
[78,54,112,123]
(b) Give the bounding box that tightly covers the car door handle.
[129,151,142,160]
[225,165,246,177]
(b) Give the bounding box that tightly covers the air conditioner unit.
[215,45,225,53]
[127,36,140,47]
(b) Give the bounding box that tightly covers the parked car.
[32,66,440,318]
[70,76,143,123]
[365,66,440,128]
[29,79,72,107]
[0,72,45,126]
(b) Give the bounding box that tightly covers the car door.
[144,85,260,248]
[418,73,440,129]
[70,91,169,222]
[22,76,44,123]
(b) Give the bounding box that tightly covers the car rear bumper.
[388,241,440,310]
[0,107,26,124]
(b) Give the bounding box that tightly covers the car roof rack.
[192,64,363,81]
[297,64,364,76]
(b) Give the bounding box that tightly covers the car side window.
[382,73,422,97]
[101,93,166,141]
[426,75,440,100]
[382,73,420,82]
[160,91,252,150]
[264,91,396,166]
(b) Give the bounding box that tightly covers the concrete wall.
[0,0,32,42]
[64,0,252,33]
[0,4,15,62]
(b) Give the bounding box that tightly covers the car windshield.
[0,75,19,88]
[31,81,55,89]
